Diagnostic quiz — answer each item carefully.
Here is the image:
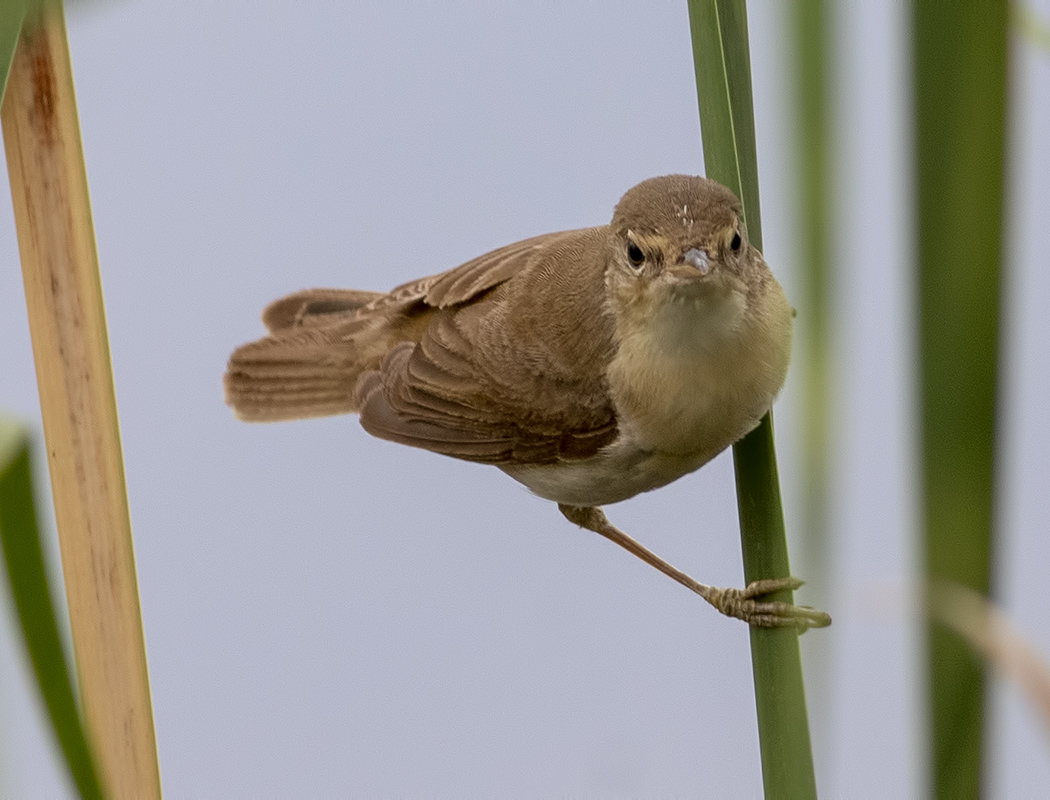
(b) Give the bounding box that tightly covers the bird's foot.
[705,577,831,629]
[558,504,831,630]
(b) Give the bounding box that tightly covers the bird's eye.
[730,232,742,252]
[626,241,645,268]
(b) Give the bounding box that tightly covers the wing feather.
[262,288,385,332]
[423,232,578,307]
[229,226,618,462]
[357,299,618,465]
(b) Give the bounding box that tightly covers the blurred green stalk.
[790,0,831,610]
[913,1,1007,796]
[688,2,818,797]
[789,0,833,767]
[0,419,105,799]
[1,2,26,97]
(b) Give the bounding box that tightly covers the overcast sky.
[2,1,1049,797]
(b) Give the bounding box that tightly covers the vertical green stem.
[790,0,831,616]
[789,0,833,763]
[913,2,1007,796]
[732,416,817,798]
[688,2,818,797]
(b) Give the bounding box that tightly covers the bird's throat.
[606,284,785,459]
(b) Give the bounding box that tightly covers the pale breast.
[501,274,791,508]
[610,282,789,448]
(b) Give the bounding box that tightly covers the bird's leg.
[558,504,831,629]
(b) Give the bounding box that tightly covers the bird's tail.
[224,288,384,422]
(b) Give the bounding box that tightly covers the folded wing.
[226,228,618,464]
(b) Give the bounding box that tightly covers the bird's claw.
[711,576,831,629]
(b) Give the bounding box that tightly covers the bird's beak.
[682,248,711,275]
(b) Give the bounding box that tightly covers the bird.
[225,174,829,628]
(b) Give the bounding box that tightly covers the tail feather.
[224,327,365,422]
[262,288,384,333]
[227,286,427,422]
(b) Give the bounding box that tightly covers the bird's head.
[604,174,785,351]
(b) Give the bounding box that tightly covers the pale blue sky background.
[1,1,1048,796]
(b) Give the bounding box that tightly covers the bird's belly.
[499,437,720,507]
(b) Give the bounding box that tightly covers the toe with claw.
[708,577,832,629]
[558,503,832,629]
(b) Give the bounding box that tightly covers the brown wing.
[355,229,619,465]
[422,232,567,307]
[344,231,580,315]
[227,226,617,454]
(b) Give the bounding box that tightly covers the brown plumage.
[226,229,618,462]
[224,175,831,628]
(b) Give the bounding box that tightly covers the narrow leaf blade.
[0,417,105,800]
[687,2,819,797]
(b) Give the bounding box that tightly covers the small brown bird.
[226,175,829,628]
